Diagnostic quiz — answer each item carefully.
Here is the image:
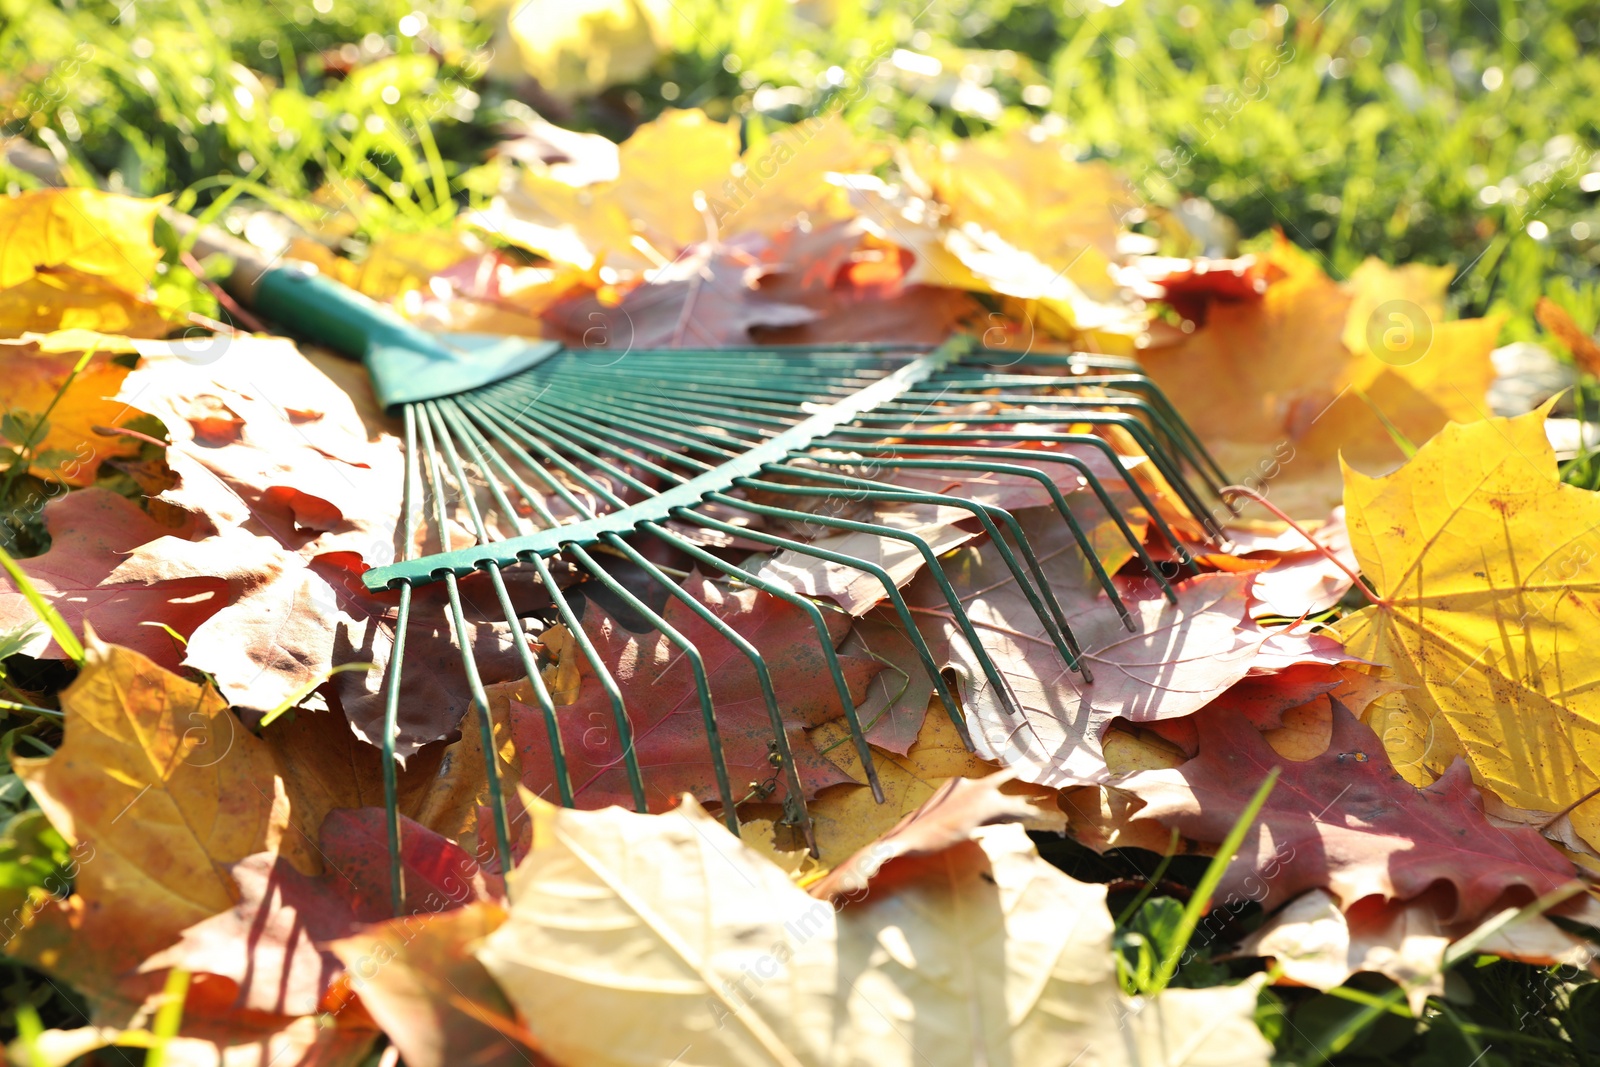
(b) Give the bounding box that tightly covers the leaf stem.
[1220,484,1389,608]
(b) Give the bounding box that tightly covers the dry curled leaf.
[476,794,1271,1067]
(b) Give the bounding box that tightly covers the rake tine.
[962,353,1233,490]
[438,398,570,526]
[814,436,1200,573]
[637,519,904,788]
[742,472,1096,660]
[528,383,757,460]
[533,551,649,813]
[535,379,788,440]
[486,564,576,807]
[667,508,971,746]
[564,543,741,830]
[435,405,580,810]
[803,451,1176,606]
[836,417,1222,541]
[413,406,516,886]
[601,532,868,822]
[380,408,423,917]
[770,458,1144,626]
[706,490,1065,699]
[455,394,630,512]
[789,469,1111,643]
[887,388,1222,504]
[824,428,1218,549]
[478,391,692,489]
[936,393,1227,507]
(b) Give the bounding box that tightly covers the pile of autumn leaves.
[2,108,1600,1066]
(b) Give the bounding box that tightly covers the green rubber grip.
[253,264,427,362]
[252,265,563,411]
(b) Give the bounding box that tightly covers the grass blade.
[1148,767,1279,994]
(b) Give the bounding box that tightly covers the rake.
[158,214,1231,911]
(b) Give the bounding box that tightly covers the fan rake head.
[360,335,1231,904]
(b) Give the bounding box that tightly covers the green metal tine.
[636,517,942,751]
[736,474,1090,667]
[599,531,881,828]
[433,400,576,808]
[825,423,1224,543]
[813,441,1200,575]
[379,402,421,916]
[896,391,1226,507]
[962,354,1232,492]
[535,381,792,438]
[562,541,742,828]
[529,551,649,813]
[664,508,972,746]
[799,452,1176,607]
[761,457,1139,627]
[440,400,650,818]
[702,489,1080,695]
[520,389,755,466]
[412,403,516,888]
[363,336,1231,883]
[882,390,1219,502]
[768,456,1150,620]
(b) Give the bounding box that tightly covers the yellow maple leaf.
[491,0,671,99]
[0,189,175,338]
[0,332,152,485]
[0,188,162,294]
[1336,404,1600,849]
[486,110,882,275]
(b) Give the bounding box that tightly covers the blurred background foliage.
[4,0,1600,340]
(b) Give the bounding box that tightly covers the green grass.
[4,0,1600,1062]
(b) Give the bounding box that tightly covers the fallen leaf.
[0,189,168,337]
[141,809,502,1017]
[483,108,739,274]
[476,794,1271,1066]
[1240,889,1450,1014]
[0,336,153,483]
[0,269,172,337]
[0,488,227,669]
[1536,296,1600,376]
[1136,237,1500,518]
[741,702,1003,870]
[1237,508,1358,617]
[103,339,532,755]
[1242,885,1600,1015]
[330,902,538,1067]
[1116,701,1578,922]
[286,227,476,303]
[7,632,301,1019]
[807,770,1034,902]
[1335,405,1600,849]
[1339,257,1453,362]
[913,506,1348,786]
[539,242,819,348]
